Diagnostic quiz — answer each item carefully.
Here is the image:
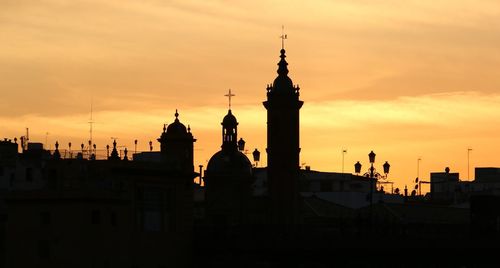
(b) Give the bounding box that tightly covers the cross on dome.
[224,89,235,109]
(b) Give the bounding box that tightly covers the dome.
[273,75,294,91]
[166,119,187,135]
[271,49,294,94]
[165,110,188,135]
[222,110,237,127]
[206,150,252,178]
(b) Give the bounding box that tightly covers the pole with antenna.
[417,157,422,196]
[45,132,49,150]
[89,98,94,151]
[417,157,422,179]
[341,149,347,173]
[280,25,287,50]
[467,147,473,181]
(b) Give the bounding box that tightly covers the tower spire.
[277,49,289,77]
[224,89,235,110]
[280,25,287,50]
[263,42,303,225]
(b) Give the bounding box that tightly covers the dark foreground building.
[2,113,196,268]
[2,47,500,268]
[193,47,499,267]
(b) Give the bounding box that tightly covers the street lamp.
[368,151,376,225]
[237,138,246,152]
[198,165,203,185]
[383,161,390,176]
[356,151,391,231]
[354,161,362,175]
[252,148,261,167]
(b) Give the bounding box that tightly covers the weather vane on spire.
[224,89,235,109]
[280,25,287,50]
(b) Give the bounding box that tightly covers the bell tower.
[263,46,303,225]
[158,110,196,172]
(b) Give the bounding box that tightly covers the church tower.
[263,48,303,225]
[157,110,196,172]
[205,107,253,226]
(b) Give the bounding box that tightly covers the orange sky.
[2,0,500,192]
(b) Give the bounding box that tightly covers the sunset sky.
[2,0,500,192]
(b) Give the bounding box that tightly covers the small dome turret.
[157,109,196,171]
[166,110,187,135]
[222,110,237,127]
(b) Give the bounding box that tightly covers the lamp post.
[368,151,376,228]
[252,148,261,167]
[356,151,391,233]
[198,165,203,185]
[354,161,362,175]
[237,138,245,152]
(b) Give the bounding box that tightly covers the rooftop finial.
[175,109,179,119]
[53,141,61,160]
[224,89,235,110]
[277,48,289,77]
[280,25,287,50]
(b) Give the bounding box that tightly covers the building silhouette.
[204,109,253,227]
[158,110,196,172]
[1,113,196,268]
[1,45,500,268]
[263,48,304,226]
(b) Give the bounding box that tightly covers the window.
[320,181,332,192]
[136,187,171,232]
[111,211,117,227]
[91,210,101,224]
[26,168,33,182]
[40,212,51,226]
[9,174,15,187]
[350,183,362,190]
[143,211,161,232]
[38,240,50,259]
[48,169,57,188]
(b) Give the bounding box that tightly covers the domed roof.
[222,110,238,127]
[206,150,252,178]
[166,110,187,135]
[273,75,293,90]
[271,49,295,94]
[166,119,187,135]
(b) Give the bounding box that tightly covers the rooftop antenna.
[467,147,473,181]
[341,149,347,173]
[88,98,94,150]
[280,25,287,50]
[25,128,29,151]
[224,89,235,110]
[45,132,49,150]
